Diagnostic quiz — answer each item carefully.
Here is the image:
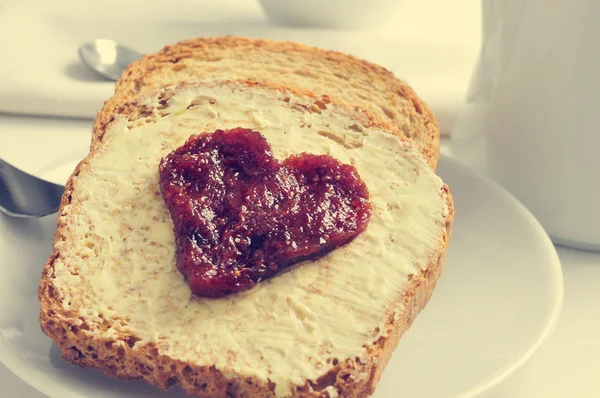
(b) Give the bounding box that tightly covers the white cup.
[450,0,600,251]
[258,0,404,30]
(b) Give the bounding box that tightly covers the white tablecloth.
[0,0,481,135]
[1,114,599,398]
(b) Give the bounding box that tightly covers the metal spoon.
[1,39,140,219]
[78,39,142,81]
[0,159,64,218]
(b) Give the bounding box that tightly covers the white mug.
[450,0,600,251]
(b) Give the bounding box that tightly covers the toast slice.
[39,79,453,397]
[98,36,440,169]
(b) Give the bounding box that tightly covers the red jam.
[159,128,372,297]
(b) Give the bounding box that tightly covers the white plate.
[0,154,563,398]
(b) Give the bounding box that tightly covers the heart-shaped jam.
[159,128,372,297]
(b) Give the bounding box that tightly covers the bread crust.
[39,79,454,397]
[95,36,440,169]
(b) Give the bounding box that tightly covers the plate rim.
[437,155,564,397]
[0,154,564,398]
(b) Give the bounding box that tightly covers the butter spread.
[52,81,448,397]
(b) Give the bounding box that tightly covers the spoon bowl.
[78,39,141,81]
[0,159,64,218]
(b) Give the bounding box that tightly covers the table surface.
[0,0,481,134]
[1,114,599,397]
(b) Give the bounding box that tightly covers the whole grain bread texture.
[97,36,440,169]
[39,79,454,398]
